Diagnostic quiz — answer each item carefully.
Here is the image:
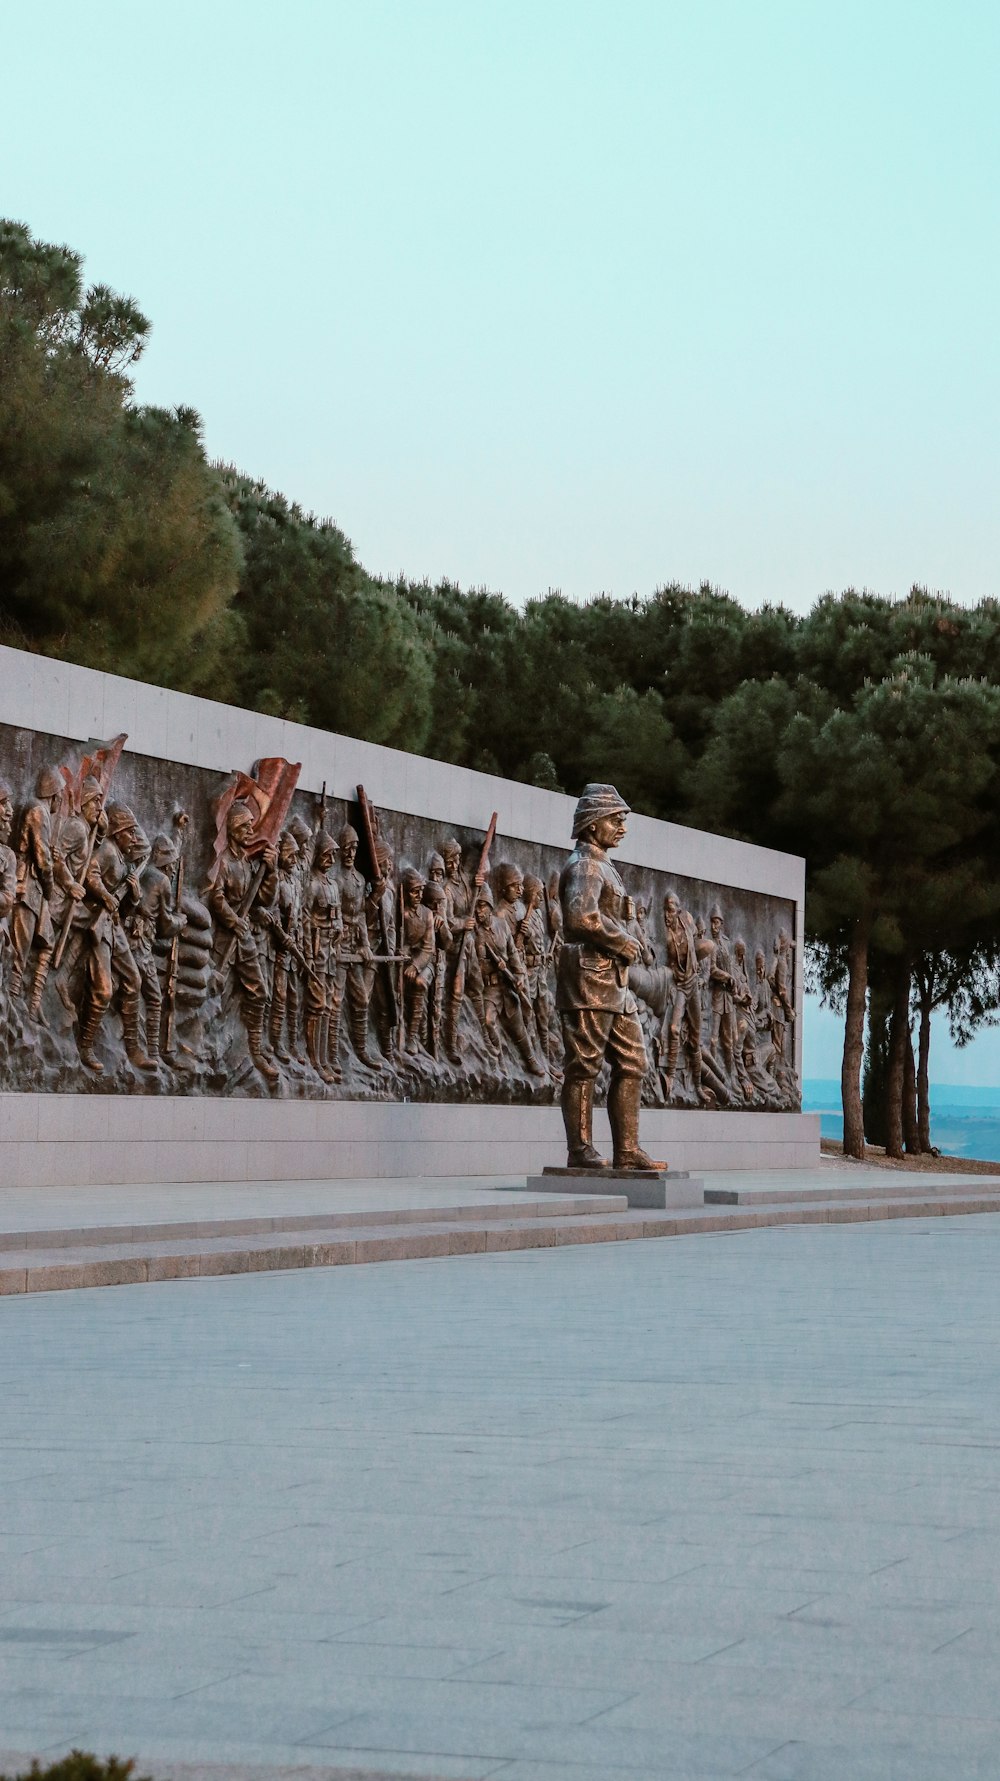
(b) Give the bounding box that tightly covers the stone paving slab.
[3,1215,1000,1778]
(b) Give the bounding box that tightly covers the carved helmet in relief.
[422,880,448,913]
[441,837,462,865]
[426,851,445,881]
[35,764,63,801]
[79,776,104,819]
[474,882,495,911]
[401,866,424,899]
[150,833,178,871]
[314,829,336,868]
[523,873,544,902]
[105,801,138,840]
[493,862,522,898]
[337,823,359,854]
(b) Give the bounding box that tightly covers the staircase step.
[706,1178,1000,1206]
[0,1194,628,1253]
[4,1188,1000,1295]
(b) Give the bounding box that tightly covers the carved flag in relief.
[206,757,302,883]
[59,733,128,814]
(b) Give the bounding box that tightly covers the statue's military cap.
[571,783,630,839]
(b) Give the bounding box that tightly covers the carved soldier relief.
[0,724,801,1110]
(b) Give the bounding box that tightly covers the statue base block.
[525,1168,705,1210]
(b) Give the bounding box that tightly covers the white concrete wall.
[0,647,816,1184]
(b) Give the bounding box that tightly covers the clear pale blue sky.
[5,0,1000,1082]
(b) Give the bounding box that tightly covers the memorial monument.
[0,644,817,1185]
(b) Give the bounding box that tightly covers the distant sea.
[803,1079,1000,1162]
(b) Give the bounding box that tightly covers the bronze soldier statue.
[48,775,110,1014]
[304,829,343,1084]
[520,873,558,1077]
[10,764,69,1012]
[440,837,477,1064]
[421,876,453,1059]
[0,782,16,993]
[265,828,304,1063]
[367,841,398,1056]
[751,946,776,1079]
[206,801,280,1086]
[707,902,737,1076]
[121,828,185,1068]
[399,868,437,1054]
[730,935,756,1097]
[556,785,663,1169]
[472,882,544,1075]
[75,801,156,1073]
[493,862,525,941]
[770,930,796,1062]
[129,832,189,1065]
[285,811,314,1057]
[334,823,382,1070]
[661,890,712,1105]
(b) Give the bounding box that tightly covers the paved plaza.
[2,1211,1000,1780]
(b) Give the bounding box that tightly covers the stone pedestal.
[522,1168,706,1210]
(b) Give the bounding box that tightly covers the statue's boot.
[122,996,157,1071]
[307,1014,335,1083]
[518,1033,546,1077]
[247,1002,280,1086]
[562,1080,610,1169]
[404,985,427,1053]
[26,961,49,1022]
[659,1029,680,1099]
[536,1004,554,1073]
[269,981,290,1060]
[350,1005,383,1071]
[288,979,303,1059]
[443,998,463,1064]
[327,1003,344,1080]
[77,1003,104,1073]
[319,1011,341,1083]
[144,1002,162,1065]
[609,1074,665,1171]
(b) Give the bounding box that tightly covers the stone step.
[705,1177,1000,1206]
[4,1188,1000,1295]
[0,1193,628,1253]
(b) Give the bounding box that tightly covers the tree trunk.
[903,1025,919,1154]
[841,916,869,1159]
[885,956,911,1160]
[917,992,933,1152]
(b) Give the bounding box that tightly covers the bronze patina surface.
[0,725,800,1110]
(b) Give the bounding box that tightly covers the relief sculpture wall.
[0,721,800,1113]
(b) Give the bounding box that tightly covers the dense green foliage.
[0,221,243,691]
[5,220,1000,1153]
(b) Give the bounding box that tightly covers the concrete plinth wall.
[0,1095,820,1186]
[0,646,818,1186]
